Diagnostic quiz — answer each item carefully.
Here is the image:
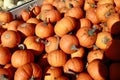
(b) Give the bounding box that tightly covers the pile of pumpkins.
[0,0,120,80]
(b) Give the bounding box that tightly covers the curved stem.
[102,36,110,44]
[71,45,79,51]
[88,27,96,36]
[18,44,26,50]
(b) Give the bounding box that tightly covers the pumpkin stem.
[43,19,48,26]
[102,36,110,44]
[69,3,73,8]
[18,44,26,50]
[1,74,8,80]
[29,76,35,80]
[35,38,41,43]
[91,4,97,8]
[93,44,99,50]
[66,69,76,75]
[88,27,96,36]
[61,0,65,2]
[71,45,79,51]
[105,11,112,18]
[5,34,10,39]
[55,35,60,50]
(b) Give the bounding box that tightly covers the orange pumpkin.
[54,16,77,37]
[0,46,11,65]
[95,31,112,50]
[79,18,92,28]
[41,3,55,11]
[23,36,45,55]
[63,57,84,73]
[44,66,62,80]
[35,21,54,39]
[45,35,60,53]
[59,34,79,54]
[7,20,24,31]
[47,50,67,67]
[87,59,108,80]
[30,5,41,16]
[76,72,93,80]
[1,30,21,48]
[0,11,13,24]
[14,63,42,80]
[84,0,96,11]
[11,49,34,68]
[87,49,105,63]
[76,27,97,48]
[17,23,35,37]
[26,17,41,24]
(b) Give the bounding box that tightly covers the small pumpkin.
[87,49,105,63]
[30,5,41,16]
[54,16,77,37]
[35,21,54,39]
[44,66,62,80]
[63,57,84,73]
[64,6,84,19]
[17,23,35,37]
[23,36,45,56]
[7,20,24,31]
[45,35,60,53]
[14,63,42,80]
[84,0,96,11]
[11,49,34,68]
[95,31,112,50]
[79,18,92,28]
[0,11,13,24]
[76,27,97,48]
[0,46,11,65]
[47,50,67,67]
[96,3,115,22]
[87,59,108,80]
[1,30,21,48]
[26,17,41,24]
[76,72,93,80]
[59,34,79,54]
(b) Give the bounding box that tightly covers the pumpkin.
[96,3,115,22]
[1,30,21,48]
[95,31,112,50]
[26,17,41,24]
[0,46,11,65]
[41,3,55,11]
[0,11,13,24]
[54,16,77,37]
[17,23,35,37]
[109,62,120,80]
[35,21,54,39]
[65,0,84,8]
[14,63,42,80]
[23,36,45,55]
[30,5,41,16]
[97,0,114,6]
[71,47,85,58]
[87,49,105,63]
[44,66,62,80]
[87,59,108,80]
[11,49,34,68]
[84,0,96,11]
[79,18,92,28]
[107,13,120,34]
[45,35,60,53]
[64,6,84,19]
[63,57,84,73]
[0,68,13,80]
[76,72,93,80]
[19,9,32,21]
[7,20,24,31]
[59,34,79,54]
[39,9,62,23]
[86,8,100,24]
[76,27,97,48]
[47,50,67,67]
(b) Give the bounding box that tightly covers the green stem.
[71,45,79,51]
[102,36,110,44]
[29,76,35,80]
[88,27,96,36]
[1,74,8,80]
